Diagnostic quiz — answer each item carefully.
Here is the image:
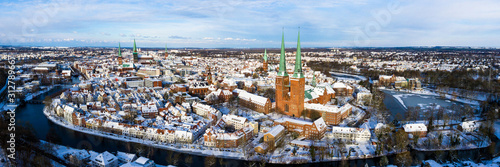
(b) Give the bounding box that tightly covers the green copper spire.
[292,28,304,78]
[118,42,122,57]
[165,43,168,52]
[263,49,267,62]
[133,39,137,53]
[278,28,288,76]
[133,39,138,63]
[312,75,316,87]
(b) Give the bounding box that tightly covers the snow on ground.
[423,160,442,167]
[217,105,230,115]
[391,94,410,109]
[414,130,490,151]
[39,140,175,167]
[494,120,500,139]
[0,145,11,166]
[40,140,98,161]
[418,159,500,167]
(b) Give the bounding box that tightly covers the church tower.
[275,29,291,116]
[207,67,212,85]
[133,39,138,63]
[289,28,305,117]
[311,74,316,87]
[118,42,123,65]
[263,49,268,72]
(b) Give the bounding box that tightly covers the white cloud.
[1,0,500,47]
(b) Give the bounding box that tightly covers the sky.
[1,0,500,48]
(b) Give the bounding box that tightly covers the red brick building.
[275,30,305,118]
[274,117,327,140]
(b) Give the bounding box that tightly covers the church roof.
[292,28,304,78]
[277,29,288,77]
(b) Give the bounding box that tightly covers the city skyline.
[1,0,500,48]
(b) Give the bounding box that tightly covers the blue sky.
[1,0,500,48]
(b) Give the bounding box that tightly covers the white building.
[461,121,480,132]
[222,114,248,130]
[192,102,221,120]
[175,130,193,143]
[329,124,371,142]
[116,151,137,164]
[92,151,119,167]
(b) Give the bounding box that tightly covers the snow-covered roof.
[116,151,136,162]
[332,125,370,135]
[379,75,393,79]
[223,114,247,124]
[313,117,327,131]
[238,91,269,106]
[274,117,313,126]
[93,151,116,166]
[332,82,346,88]
[304,103,338,113]
[339,103,353,114]
[134,157,151,165]
[266,125,285,137]
[461,121,479,129]
[403,123,427,132]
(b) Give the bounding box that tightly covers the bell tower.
[118,42,122,65]
[133,39,138,63]
[289,28,305,118]
[263,49,268,72]
[275,29,290,115]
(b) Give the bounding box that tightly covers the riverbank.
[43,106,248,161]
[38,140,173,167]
[43,105,400,164]
[0,84,57,113]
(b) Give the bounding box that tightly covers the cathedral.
[275,29,305,117]
[132,39,154,65]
